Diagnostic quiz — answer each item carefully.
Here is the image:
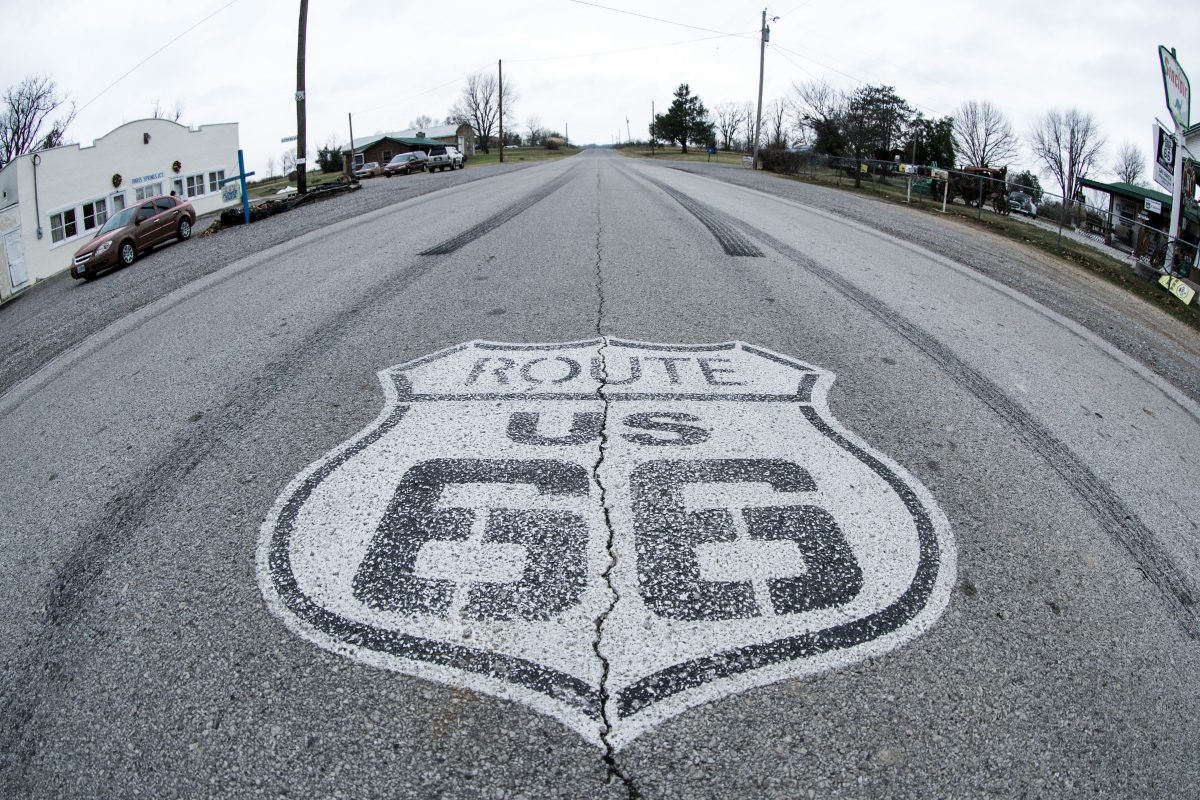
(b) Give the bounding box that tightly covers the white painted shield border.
[256,338,956,750]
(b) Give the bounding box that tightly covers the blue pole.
[238,149,250,224]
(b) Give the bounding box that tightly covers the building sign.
[1145,197,1164,214]
[258,339,956,748]
[131,171,165,186]
[1159,45,1191,129]
[1154,122,1175,191]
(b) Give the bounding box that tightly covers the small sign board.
[1159,274,1196,304]
[281,135,298,143]
[1145,197,1164,214]
[1159,46,1191,129]
[1153,122,1175,191]
[931,168,949,181]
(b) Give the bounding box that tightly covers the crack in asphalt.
[589,164,640,798]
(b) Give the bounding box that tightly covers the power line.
[507,31,755,64]
[565,0,757,39]
[354,64,495,115]
[78,0,241,115]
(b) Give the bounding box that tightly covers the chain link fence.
[757,149,1200,284]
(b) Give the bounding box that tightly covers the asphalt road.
[1,150,1197,798]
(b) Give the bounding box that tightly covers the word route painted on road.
[258,339,956,748]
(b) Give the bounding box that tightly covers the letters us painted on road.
[257,339,956,748]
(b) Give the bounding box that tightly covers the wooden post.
[498,59,504,164]
[296,0,308,194]
[347,113,356,177]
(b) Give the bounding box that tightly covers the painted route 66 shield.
[258,339,955,748]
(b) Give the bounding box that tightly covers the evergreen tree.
[653,84,715,154]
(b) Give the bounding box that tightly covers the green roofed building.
[340,124,475,172]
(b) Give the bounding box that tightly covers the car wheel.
[177,218,192,241]
[119,240,136,267]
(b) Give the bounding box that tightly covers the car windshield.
[389,155,410,163]
[97,207,136,235]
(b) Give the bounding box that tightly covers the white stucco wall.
[0,118,239,286]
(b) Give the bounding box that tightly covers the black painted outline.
[265,339,943,730]
[266,404,603,721]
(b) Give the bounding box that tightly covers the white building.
[0,118,240,301]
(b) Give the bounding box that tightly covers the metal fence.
[756,150,1199,282]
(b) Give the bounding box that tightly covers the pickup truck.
[427,146,464,172]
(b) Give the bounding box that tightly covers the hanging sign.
[1159,46,1190,129]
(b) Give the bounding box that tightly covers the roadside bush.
[761,148,811,174]
[544,137,564,151]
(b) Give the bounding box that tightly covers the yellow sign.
[1159,274,1196,305]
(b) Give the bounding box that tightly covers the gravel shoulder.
[651,160,1200,404]
[0,161,555,398]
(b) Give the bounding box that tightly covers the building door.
[3,228,28,289]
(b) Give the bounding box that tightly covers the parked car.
[1007,191,1038,219]
[427,146,464,171]
[71,195,196,281]
[384,152,429,176]
[354,161,384,179]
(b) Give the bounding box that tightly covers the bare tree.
[791,79,845,154]
[448,71,516,153]
[152,99,184,122]
[0,74,76,167]
[767,98,788,149]
[266,156,278,178]
[408,114,434,131]
[952,99,1019,168]
[1030,107,1106,223]
[525,115,542,147]
[737,100,755,152]
[281,149,297,177]
[712,102,745,151]
[1113,140,1145,185]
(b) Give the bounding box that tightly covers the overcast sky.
[3,0,1196,186]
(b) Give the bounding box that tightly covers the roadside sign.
[1145,197,1164,214]
[1159,274,1196,304]
[932,168,949,181]
[259,339,956,749]
[1159,46,1191,129]
[281,135,298,143]
[1153,122,1175,191]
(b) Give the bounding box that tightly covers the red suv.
[71,195,196,280]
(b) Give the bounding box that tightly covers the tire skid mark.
[0,255,450,793]
[631,171,762,257]
[419,169,579,256]
[635,174,1198,638]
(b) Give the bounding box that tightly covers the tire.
[177,218,192,241]
[119,240,136,267]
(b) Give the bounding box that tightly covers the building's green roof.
[1080,177,1199,224]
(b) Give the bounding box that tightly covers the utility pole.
[347,112,355,177]
[565,123,569,147]
[498,59,504,163]
[651,100,656,155]
[751,8,774,171]
[296,0,309,194]
[626,116,631,144]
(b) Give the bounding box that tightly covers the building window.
[208,170,225,193]
[172,178,185,197]
[135,182,163,200]
[111,192,126,212]
[82,198,108,231]
[186,174,205,198]
[382,150,392,162]
[50,209,78,243]
[354,153,364,167]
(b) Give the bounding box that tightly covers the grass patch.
[621,147,749,166]
[465,146,582,168]
[246,171,345,198]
